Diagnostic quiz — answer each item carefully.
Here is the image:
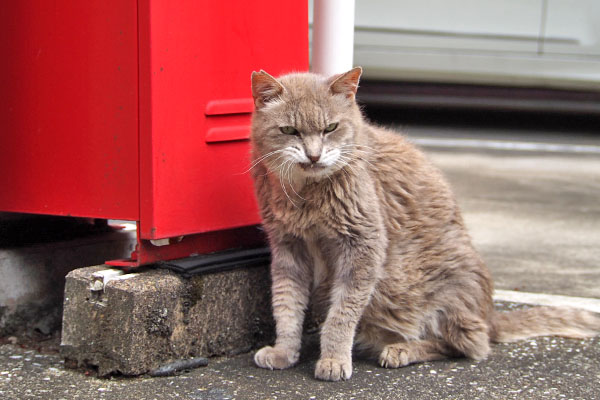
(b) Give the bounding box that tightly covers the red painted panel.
[205,126,251,144]
[0,1,139,219]
[205,98,254,116]
[139,0,308,239]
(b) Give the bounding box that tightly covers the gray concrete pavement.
[1,125,599,399]
[428,148,600,299]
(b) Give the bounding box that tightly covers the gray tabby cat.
[249,67,600,381]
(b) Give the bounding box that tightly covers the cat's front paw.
[254,345,299,370]
[314,358,352,381]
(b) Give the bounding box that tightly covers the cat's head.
[250,67,363,180]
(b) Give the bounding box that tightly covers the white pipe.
[311,0,356,76]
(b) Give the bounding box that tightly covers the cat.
[248,66,600,381]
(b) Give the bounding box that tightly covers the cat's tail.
[490,306,600,343]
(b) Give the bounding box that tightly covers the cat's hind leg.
[441,312,491,361]
[377,313,490,368]
[378,339,457,368]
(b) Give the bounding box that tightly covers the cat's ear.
[328,66,362,100]
[251,70,285,109]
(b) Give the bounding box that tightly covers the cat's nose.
[308,154,320,163]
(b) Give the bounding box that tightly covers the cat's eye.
[324,122,338,133]
[279,126,299,135]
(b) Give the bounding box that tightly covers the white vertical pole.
[312,0,356,76]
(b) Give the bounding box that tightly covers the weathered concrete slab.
[0,229,136,336]
[61,265,273,376]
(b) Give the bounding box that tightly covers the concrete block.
[0,229,136,336]
[60,265,273,376]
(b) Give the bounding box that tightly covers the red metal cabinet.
[0,1,308,266]
[0,2,140,220]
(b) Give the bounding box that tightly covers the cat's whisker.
[266,153,291,171]
[286,162,305,201]
[240,149,287,174]
[337,146,374,157]
[342,162,362,179]
[339,148,375,165]
[336,155,353,164]
[338,145,376,162]
[277,161,291,204]
[348,143,377,152]
[336,155,361,173]
[249,149,285,170]
[333,159,353,180]
[339,151,375,169]
[338,143,376,151]
[338,146,375,160]
[343,150,373,159]
[278,160,300,208]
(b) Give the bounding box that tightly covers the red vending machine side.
[0,2,140,220]
[129,0,309,266]
[0,1,309,267]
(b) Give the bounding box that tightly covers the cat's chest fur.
[265,171,372,239]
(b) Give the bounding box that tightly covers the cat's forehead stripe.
[287,99,330,133]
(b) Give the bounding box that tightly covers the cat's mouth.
[299,162,326,171]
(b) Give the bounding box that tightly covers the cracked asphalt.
[1,319,599,400]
